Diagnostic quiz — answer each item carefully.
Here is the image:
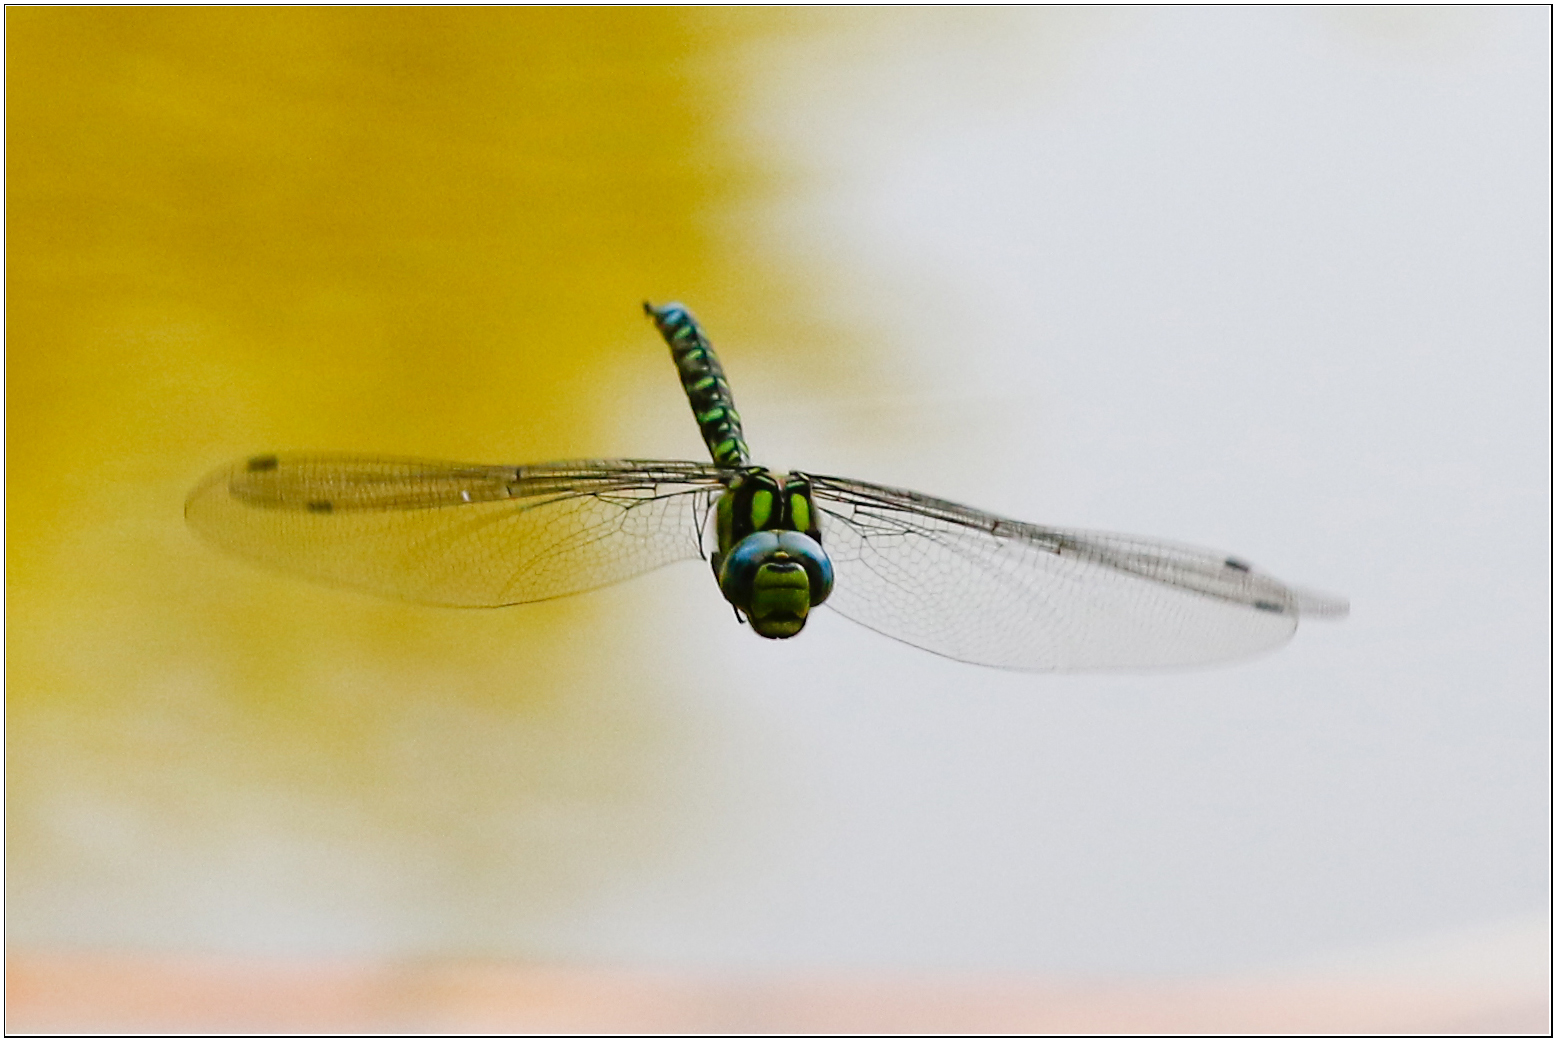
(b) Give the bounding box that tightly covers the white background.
[579,6,1549,976]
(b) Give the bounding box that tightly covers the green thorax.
[644,302,751,468]
[712,468,823,573]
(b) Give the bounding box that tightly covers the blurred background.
[6,7,1548,1033]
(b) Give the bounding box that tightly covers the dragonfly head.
[717,530,834,639]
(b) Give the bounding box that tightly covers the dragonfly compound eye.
[718,530,834,639]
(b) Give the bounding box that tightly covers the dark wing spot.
[307,500,334,513]
[246,455,280,472]
[1253,600,1284,613]
[1224,557,1251,572]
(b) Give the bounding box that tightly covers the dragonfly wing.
[186,455,729,607]
[807,474,1347,671]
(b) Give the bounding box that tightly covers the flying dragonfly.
[186,303,1347,670]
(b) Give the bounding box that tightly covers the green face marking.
[747,563,813,638]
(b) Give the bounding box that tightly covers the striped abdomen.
[644,302,751,468]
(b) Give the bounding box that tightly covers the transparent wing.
[186,454,730,607]
[807,473,1348,671]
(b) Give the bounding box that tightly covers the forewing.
[807,474,1347,671]
[186,454,728,607]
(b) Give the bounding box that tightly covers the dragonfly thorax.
[713,468,833,639]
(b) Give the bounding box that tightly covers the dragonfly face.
[713,469,834,638]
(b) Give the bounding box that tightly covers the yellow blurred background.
[7,4,829,967]
[7,7,1548,1034]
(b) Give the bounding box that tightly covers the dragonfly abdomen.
[644,302,751,468]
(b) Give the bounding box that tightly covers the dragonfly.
[186,302,1347,670]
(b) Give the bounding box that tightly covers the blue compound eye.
[775,531,833,607]
[718,531,833,611]
[718,531,782,609]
